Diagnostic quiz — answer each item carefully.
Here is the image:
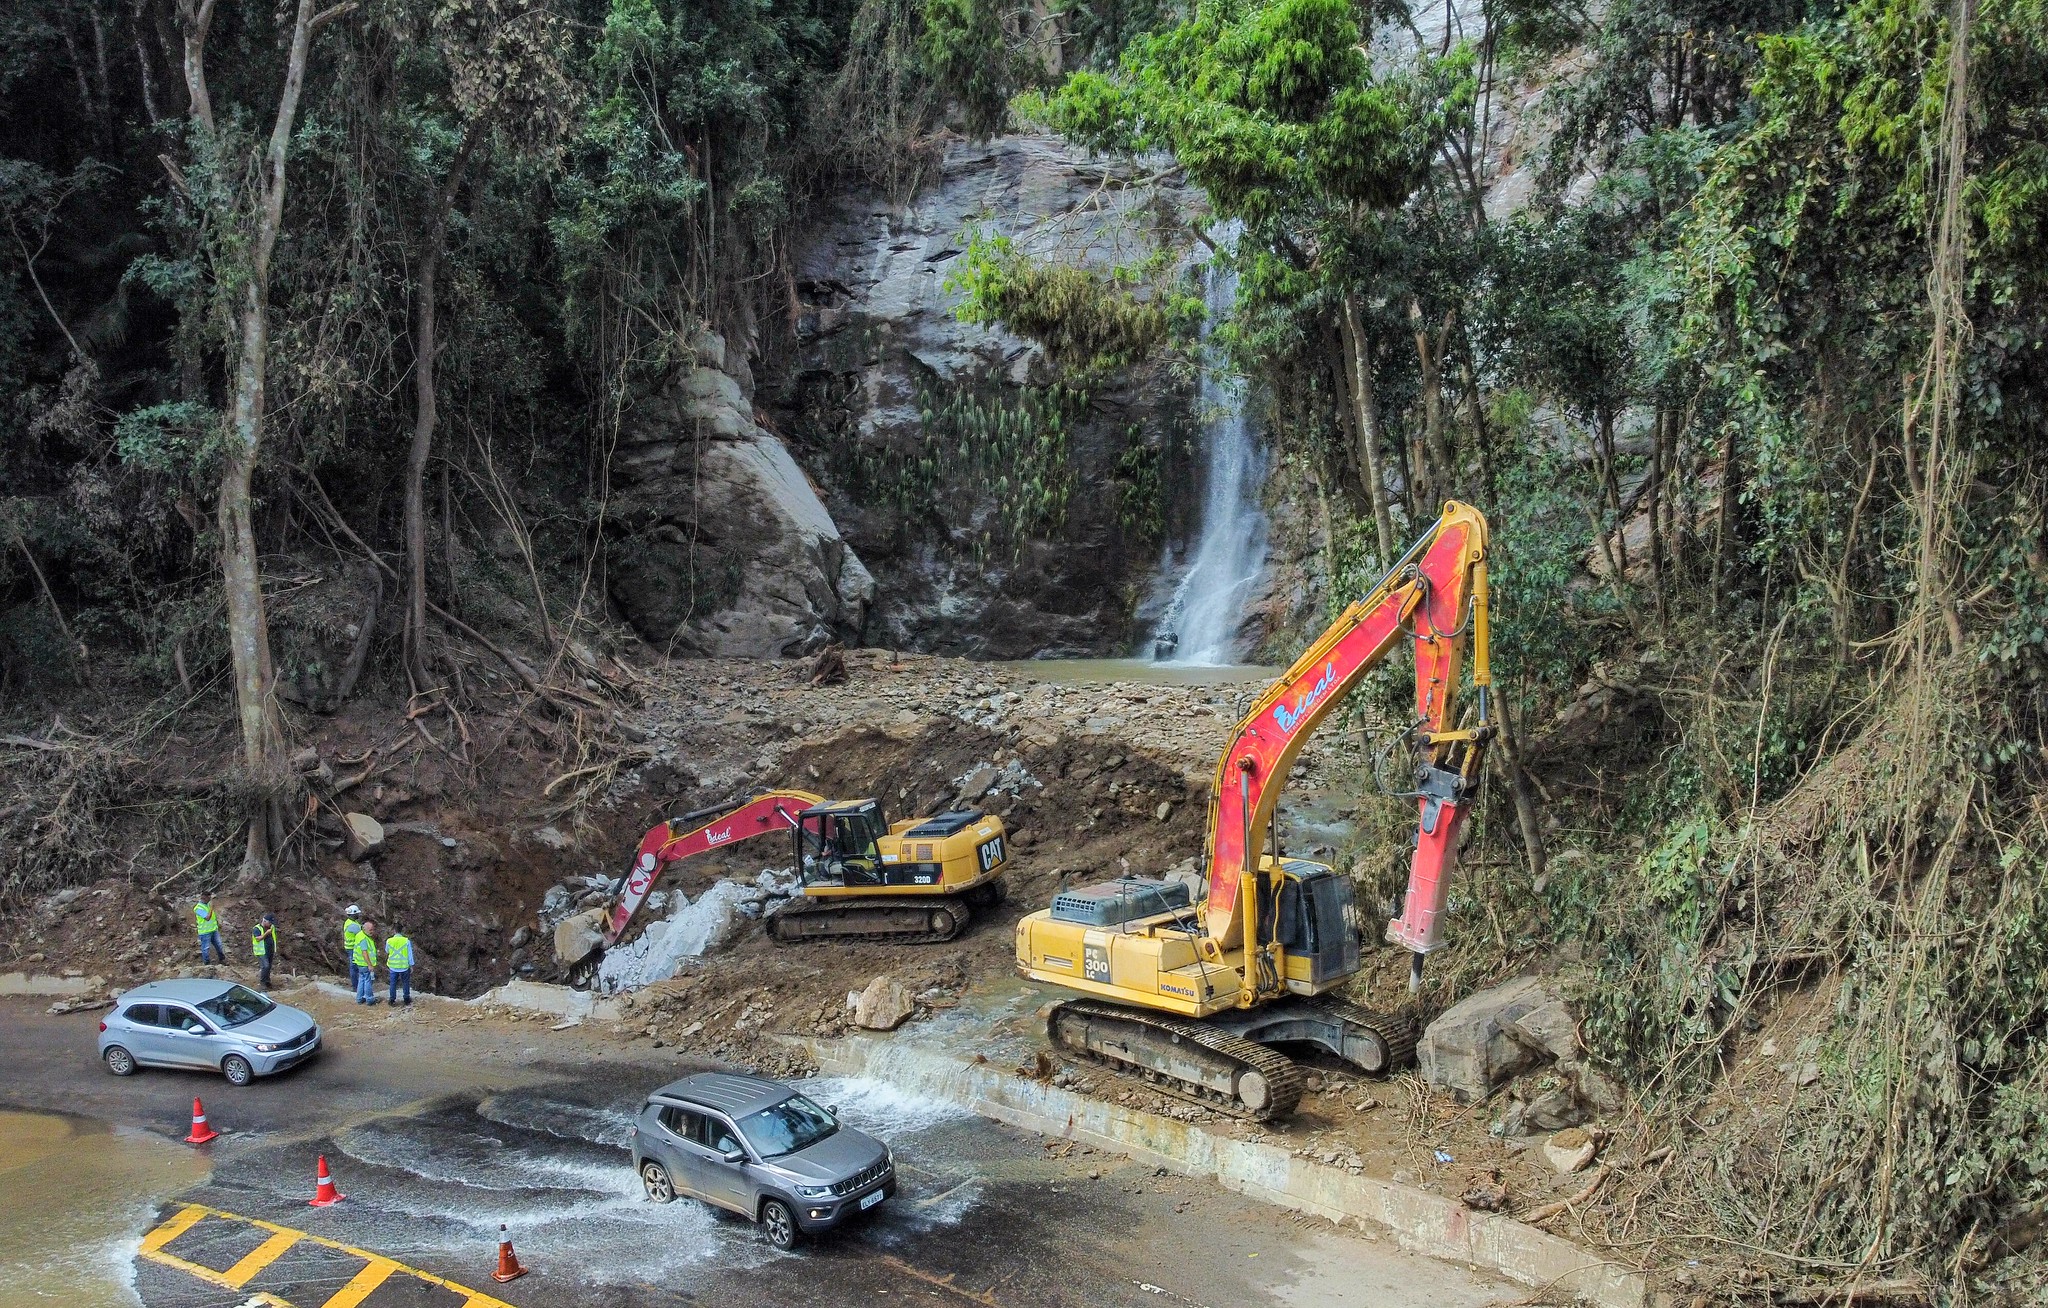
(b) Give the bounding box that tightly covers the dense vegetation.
[6,0,2048,1294]
[994,0,2048,1296]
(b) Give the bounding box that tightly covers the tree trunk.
[1491,696,1548,885]
[402,130,479,689]
[1712,421,1740,617]
[1339,294,1396,564]
[1409,299,1456,509]
[1646,405,1668,628]
[182,0,352,874]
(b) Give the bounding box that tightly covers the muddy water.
[0,1110,209,1308]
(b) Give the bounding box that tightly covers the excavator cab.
[1272,862,1363,993]
[794,800,888,887]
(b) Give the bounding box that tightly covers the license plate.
[858,1188,885,1210]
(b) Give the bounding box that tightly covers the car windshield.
[197,984,276,1028]
[737,1094,837,1159]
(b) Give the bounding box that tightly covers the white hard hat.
[346,904,362,915]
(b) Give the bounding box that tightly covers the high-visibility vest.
[343,917,361,954]
[194,902,219,936]
[385,934,413,971]
[250,926,268,957]
[352,936,377,968]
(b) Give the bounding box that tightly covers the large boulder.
[853,974,916,1031]
[552,907,607,968]
[766,134,1204,658]
[1420,976,1578,1102]
[342,812,385,862]
[607,329,874,657]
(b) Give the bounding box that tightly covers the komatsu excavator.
[1014,501,1493,1120]
[559,790,1009,981]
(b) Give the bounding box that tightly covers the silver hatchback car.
[98,979,322,1086]
[629,1072,895,1250]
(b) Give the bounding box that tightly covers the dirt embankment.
[2,651,1303,1002]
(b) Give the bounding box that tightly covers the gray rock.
[766,134,1204,658]
[958,764,999,801]
[1420,976,1577,1102]
[606,328,874,658]
[342,813,385,862]
[1522,1087,1588,1132]
[539,885,574,926]
[552,908,608,967]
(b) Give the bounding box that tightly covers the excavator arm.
[601,789,824,947]
[1202,501,1491,985]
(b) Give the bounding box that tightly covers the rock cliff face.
[605,331,875,657]
[764,133,1200,659]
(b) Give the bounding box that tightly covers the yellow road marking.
[137,1204,208,1254]
[319,1255,399,1308]
[222,1228,302,1288]
[138,1203,520,1308]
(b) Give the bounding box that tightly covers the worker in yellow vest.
[385,929,414,1006]
[343,906,363,990]
[351,921,379,1005]
[250,914,280,988]
[194,897,227,964]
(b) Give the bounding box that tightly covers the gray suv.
[629,1072,895,1250]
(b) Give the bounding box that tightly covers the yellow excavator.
[1015,502,1492,1120]
[559,790,1009,980]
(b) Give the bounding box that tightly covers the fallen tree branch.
[1522,1166,1610,1225]
[1772,1279,1933,1306]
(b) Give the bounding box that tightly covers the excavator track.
[767,893,973,945]
[1048,999,1307,1122]
[1303,994,1419,1073]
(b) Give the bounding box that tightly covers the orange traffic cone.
[308,1154,345,1207]
[184,1097,219,1145]
[491,1224,529,1283]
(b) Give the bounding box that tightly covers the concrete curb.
[0,971,103,997]
[802,1032,1647,1307]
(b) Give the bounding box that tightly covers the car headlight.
[794,1184,833,1200]
[252,1042,281,1052]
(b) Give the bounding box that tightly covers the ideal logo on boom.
[1271,661,1338,735]
[705,827,733,846]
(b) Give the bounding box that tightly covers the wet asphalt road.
[0,992,1515,1308]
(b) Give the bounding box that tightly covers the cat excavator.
[559,789,1009,981]
[1014,501,1493,1120]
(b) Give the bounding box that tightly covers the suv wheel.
[759,1198,799,1251]
[221,1054,254,1086]
[104,1045,137,1076]
[640,1161,675,1203]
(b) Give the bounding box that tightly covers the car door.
[156,1004,218,1069]
[117,1002,170,1067]
[655,1107,725,1209]
[694,1112,756,1212]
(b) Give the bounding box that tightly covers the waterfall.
[1152,225,1268,666]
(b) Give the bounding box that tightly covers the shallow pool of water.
[991,657,1277,687]
[0,1110,210,1308]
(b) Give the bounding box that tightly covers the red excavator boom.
[602,790,823,947]
[1200,501,1491,978]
